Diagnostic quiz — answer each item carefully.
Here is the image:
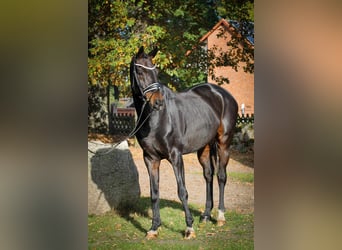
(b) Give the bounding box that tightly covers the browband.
[134,63,157,70]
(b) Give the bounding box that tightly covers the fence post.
[236,113,254,125]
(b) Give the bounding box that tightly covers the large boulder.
[88,140,140,215]
[241,123,254,142]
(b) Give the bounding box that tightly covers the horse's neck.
[132,84,175,113]
[160,85,175,97]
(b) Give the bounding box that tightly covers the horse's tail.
[210,142,219,174]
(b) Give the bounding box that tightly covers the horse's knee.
[203,167,213,182]
[178,186,188,201]
[217,167,227,184]
[150,184,159,202]
[217,148,229,183]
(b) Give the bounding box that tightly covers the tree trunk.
[107,83,111,134]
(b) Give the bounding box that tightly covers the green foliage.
[127,0,220,90]
[216,0,254,21]
[88,197,254,249]
[88,0,166,92]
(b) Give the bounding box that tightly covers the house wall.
[207,26,254,115]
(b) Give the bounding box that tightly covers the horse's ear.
[149,47,158,58]
[137,46,144,58]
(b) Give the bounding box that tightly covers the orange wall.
[207,26,254,115]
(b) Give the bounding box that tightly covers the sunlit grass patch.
[88,197,254,249]
[228,172,254,183]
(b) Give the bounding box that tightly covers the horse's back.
[188,83,238,136]
[165,83,238,153]
[186,83,238,118]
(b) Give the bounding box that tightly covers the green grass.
[88,197,254,249]
[228,172,254,183]
[191,171,254,184]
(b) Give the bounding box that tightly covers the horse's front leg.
[144,154,161,239]
[169,149,195,239]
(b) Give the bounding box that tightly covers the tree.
[88,0,166,132]
[216,0,254,21]
[88,0,222,92]
[129,0,219,90]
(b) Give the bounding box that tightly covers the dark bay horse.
[130,46,238,239]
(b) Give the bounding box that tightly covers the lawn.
[88,197,254,249]
[228,172,254,183]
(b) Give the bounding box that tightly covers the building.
[200,19,254,115]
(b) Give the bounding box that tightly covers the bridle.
[133,61,162,101]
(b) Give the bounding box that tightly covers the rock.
[232,123,254,152]
[241,124,254,141]
[88,140,140,215]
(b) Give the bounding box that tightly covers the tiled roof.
[200,18,254,46]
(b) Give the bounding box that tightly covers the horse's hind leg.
[197,144,215,222]
[216,143,229,226]
[216,123,235,226]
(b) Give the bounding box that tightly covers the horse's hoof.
[217,210,226,226]
[184,227,196,239]
[217,220,226,227]
[146,230,158,240]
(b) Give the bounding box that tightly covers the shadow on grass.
[89,145,141,213]
[115,196,203,236]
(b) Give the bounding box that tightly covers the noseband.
[133,62,162,101]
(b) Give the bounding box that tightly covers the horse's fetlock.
[200,214,211,223]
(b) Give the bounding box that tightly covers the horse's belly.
[181,124,218,153]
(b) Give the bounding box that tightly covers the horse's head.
[131,46,164,110]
